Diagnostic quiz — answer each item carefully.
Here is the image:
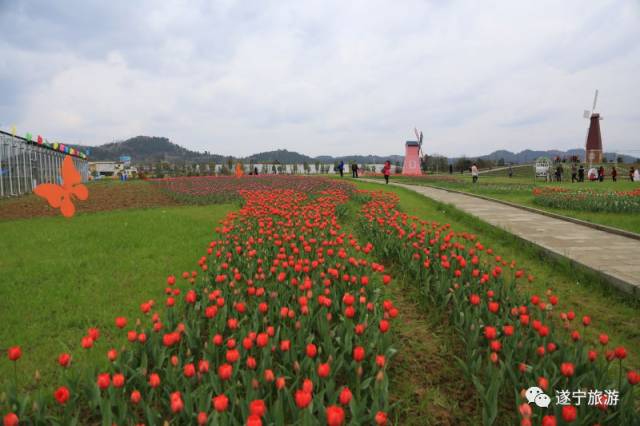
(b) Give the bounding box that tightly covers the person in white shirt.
[471,163,479,183]
[634,169,640,182]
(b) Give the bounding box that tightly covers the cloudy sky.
[1,1,638,157]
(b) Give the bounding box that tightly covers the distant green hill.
[75,136,226,163]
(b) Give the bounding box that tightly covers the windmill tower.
[584,90,604,165]
[401,128,423,176]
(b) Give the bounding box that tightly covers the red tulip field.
[1,176,639,425]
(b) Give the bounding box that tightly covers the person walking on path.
[611,166,617,182]
[351,163,358,178]
[338,160,344,177]
[508,165,513,178]
[598,166,605,182]
[471,163,479,183]
[571,164,577,182]
[382,160,391,184]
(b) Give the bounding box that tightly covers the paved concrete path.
[361,179,640,297]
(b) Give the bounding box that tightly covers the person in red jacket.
[383,160,391,184]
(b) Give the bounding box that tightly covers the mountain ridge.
[72,136,637,164]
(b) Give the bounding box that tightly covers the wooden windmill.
[584,90,603,165]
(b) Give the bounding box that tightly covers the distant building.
[89,161,137,178]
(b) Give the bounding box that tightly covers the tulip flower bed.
[357,190,639,425]
[2,184,397,425]
[533,186,640,213]
[152,175,356,205]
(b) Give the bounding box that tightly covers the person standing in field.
[471,163,479,183]
[351,163,358,178]
[338,160,344,177]
[598,166,605,182]
[611,166,617,182]
[629,167,635,182]
[634,168,640,182]
[578,164,585,182]
[383,160,391,184]
[571,164,577,182]
[508,165,513,178]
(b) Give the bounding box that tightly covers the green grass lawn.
[351,180,640,374]
[0,204,234,389]
[373,172,640,234]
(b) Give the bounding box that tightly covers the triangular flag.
[25,132,32,141]
[37,135,43,144]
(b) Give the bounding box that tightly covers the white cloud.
[1,0,638,157]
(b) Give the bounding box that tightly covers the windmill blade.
[583,110,591,119]
[592,89,598,112]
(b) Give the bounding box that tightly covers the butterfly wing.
[71,184,89,201]
[34,184,65,208]
[61,155,82,189]
[60,195,76,218]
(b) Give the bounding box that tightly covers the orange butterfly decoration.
[34,155,88,217]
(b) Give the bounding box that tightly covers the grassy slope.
[0,204,234,389]
[375,173,640,234]
[351,180,640,373]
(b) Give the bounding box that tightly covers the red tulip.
[561,405,577,422]
[97,373,110,390]
[614,346,627,359]
[295,389,312,408]
[353,346,365,362]
[131,390,141,404]
[339,387,352,405]
[149,373,161,388]
[318,363,331,378]
[112,373,125,388]
[375,411,388,425]
[54,386,70,404]
[627,371,640,385]
[3,413,18,426]
[599,334,609,345]
[218,363,233,380]
[541,415,557,426]
[58,353,71,367]
[81,336,94,349]
[87,327,100,341]
[560,362,574,377]
[249,399,266,417]
[180,363,194,378]
[306,343,317,358]
[7,346,21,362]
[246,415,262,426]
[170,391,184,413]
[107,348,118,362]
[197,412,208,425]
[326,405,345,426]
[483,326,497,340]
[115,317,127,328]
[212,394,229,412]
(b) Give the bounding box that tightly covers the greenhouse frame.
[0,130,89,198]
